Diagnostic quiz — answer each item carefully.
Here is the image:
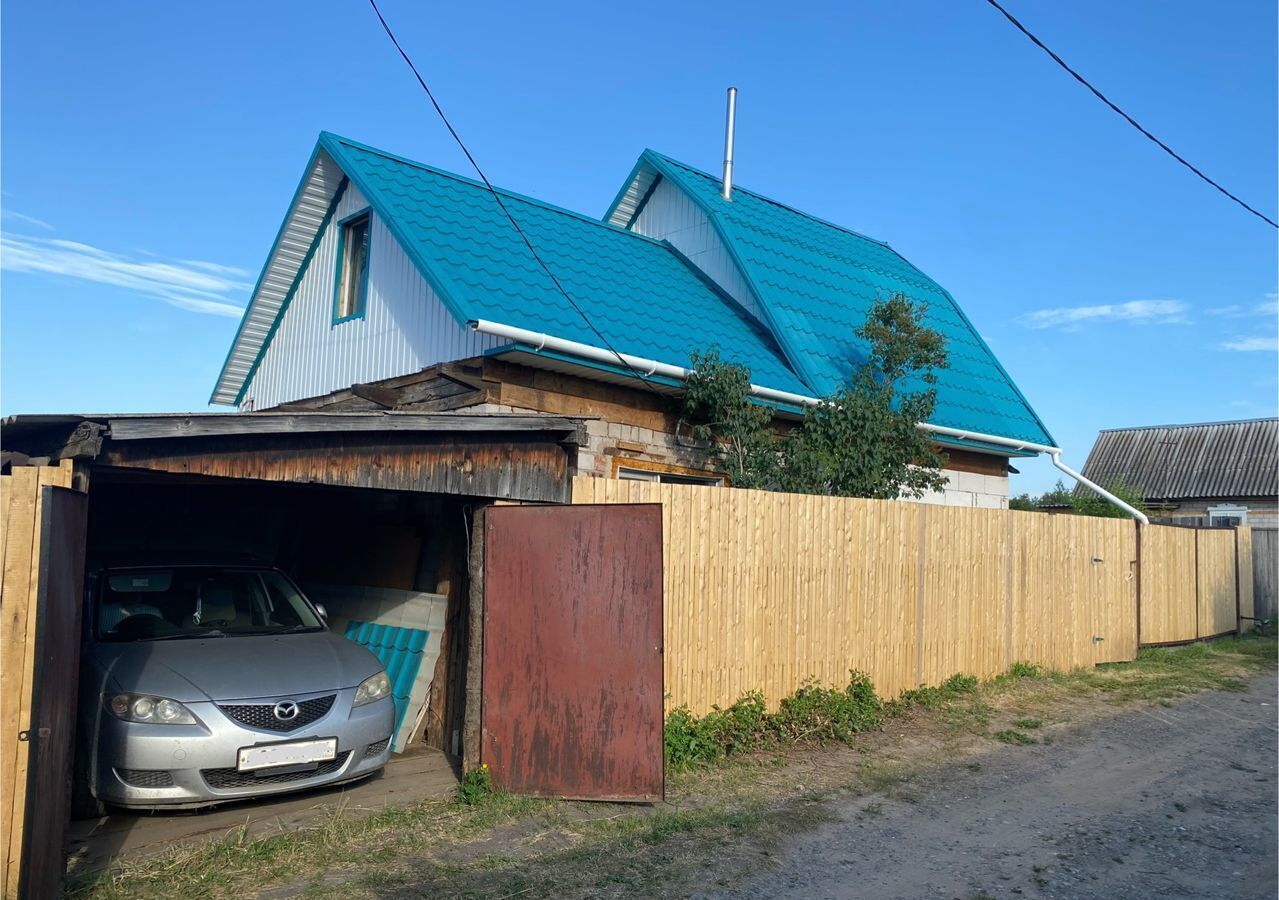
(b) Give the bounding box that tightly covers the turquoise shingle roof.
[221,132,1051,447]
[343,620,428,742]
[320,134,812,399]
[613,151,1054,446]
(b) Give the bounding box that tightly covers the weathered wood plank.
[105,413,585,441]
[0,467,39,897]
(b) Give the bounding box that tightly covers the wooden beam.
[349,383,401,409]
[462,505,486,772]
[105,413,586,442]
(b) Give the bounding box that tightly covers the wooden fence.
[571,478,1224,714]
[1,461,85,900]
[1252,528,1277,622]
[1138,524,1255,645]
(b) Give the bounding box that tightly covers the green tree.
[1016,479,1147,518]
[679,346,777,490]
[681,293,951,499]
[774,293,949,499]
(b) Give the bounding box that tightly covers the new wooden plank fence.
[573,478,1254,714]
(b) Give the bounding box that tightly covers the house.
[1078,418,1279,527]
[211,133,1055,508]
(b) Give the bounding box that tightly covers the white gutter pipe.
[469,319,1149,523]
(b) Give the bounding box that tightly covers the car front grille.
[364,738,390,758]
[218,694,336,732]
[201,752,351,790]
[117,768,175,788]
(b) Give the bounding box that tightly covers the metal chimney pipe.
[721,87,737,201]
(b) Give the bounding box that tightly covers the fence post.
[914,504,927,689]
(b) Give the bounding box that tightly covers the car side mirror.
[314,603,328,626]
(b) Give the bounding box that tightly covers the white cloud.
[1,233,249,318]
[1,209,54,231]
[1221,335,1278,352]
[1206,296,1278,319]
[1019,299,1191,330]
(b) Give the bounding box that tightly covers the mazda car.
[76,562,395,812]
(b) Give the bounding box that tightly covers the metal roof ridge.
[321,132,671,247]
[641,149,896,250]
[1098,417,1279,433]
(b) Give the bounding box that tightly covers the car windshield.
[95,567,323,642]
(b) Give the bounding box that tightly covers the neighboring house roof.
[215,133,1053,449]
[1079,418,1279,501]
[606,151,1054,446]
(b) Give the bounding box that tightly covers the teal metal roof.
[318,134,811,398]
[607,151,1054,446]
[343,620,428,742]
[218,132,1051,448]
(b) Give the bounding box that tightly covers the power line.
[982,0,1278,229]
[366,0,668,396]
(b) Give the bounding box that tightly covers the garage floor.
[65,746,459,877]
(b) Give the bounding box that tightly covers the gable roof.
[1079,418,1278,501]
[213,133,808,405]
[606,151,1054,446]
[215,134,1051,453]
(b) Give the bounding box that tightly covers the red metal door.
[482,504,663,801]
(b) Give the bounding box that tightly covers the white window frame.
[1206,504,1249,526]
[616,466,722,487]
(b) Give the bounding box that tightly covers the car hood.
[89,630,383,703]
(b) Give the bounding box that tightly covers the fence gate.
[481,504,663,801]
[2,467,89,899]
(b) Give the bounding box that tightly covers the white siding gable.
[241,183,500,410]
[630,176,765,324]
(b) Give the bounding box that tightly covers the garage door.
[481,504,663,801]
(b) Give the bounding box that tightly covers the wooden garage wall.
[573,479,1170,714]
[1,461,74,898]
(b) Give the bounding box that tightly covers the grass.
[72,633,1276,900]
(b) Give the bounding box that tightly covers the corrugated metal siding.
[630,175,766,324]
[1081,418,1278,500]
[343,620,428,748]
[243,184,500,409]
[213,150,348,405]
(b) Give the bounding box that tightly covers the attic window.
[333,210,371,323]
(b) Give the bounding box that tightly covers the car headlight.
[107,693,197,725]
[353,671,391,708]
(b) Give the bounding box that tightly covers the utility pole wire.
[983,0,1277,229]
[366,0,668,395]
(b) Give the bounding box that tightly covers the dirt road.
[715,671,1277,900]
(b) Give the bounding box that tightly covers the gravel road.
[715,671,1277,900]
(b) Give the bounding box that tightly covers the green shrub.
[457,764,492,806]
[889,672,979,712]
[663,692,769,769]
[663,673,883,770]
[772,672,884,743]
[1006,661,1042,679]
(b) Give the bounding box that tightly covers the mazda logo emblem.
[273,701,300,721]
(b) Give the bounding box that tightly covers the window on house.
[334,211,371,322]
[1207,504,1248,527]
[617,467,722,487]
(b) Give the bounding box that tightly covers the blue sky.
[2,1,1275,493]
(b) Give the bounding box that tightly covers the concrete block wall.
[917,469,1010,510]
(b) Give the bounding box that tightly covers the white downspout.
[469,319,1149,523]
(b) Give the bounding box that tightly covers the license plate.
[237,738,337,771]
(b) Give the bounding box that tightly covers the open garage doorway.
[84,469,478,763]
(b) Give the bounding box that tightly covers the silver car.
[77,563,396,811]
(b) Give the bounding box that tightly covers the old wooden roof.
[1079,418,1278,501]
